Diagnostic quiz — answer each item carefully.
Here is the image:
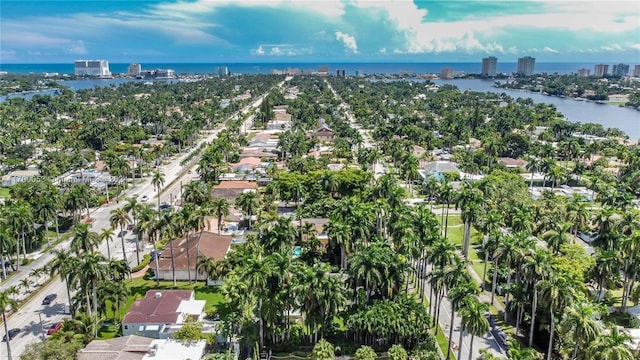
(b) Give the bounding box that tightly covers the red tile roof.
[153,232,232,272]
[213,180,257,190]
[122,290,193,325]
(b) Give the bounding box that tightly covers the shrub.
[354,346,377,360]
[311,339,335,360]
[387,345,408,360]
[131,254,150,273]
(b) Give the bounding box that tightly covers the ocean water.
[0,62,604,76]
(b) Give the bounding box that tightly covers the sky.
[1,0,639,64]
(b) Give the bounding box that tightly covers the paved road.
[0,84,281,360]
[326,80,506,360]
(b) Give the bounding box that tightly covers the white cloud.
[270,47,282,55]
[379,48,387,54]
[335,31,358,53]
[543,46,559,53]
[252,45,265,55]
[631,43,640,50]
[66,40,87,55]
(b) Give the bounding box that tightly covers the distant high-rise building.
[440,67,454,80]
[594,64,609,77]
[633,65,640,77]
[336,69,346,77]
[516,56,535,76]
[577,68,591,77]
[128,63,141,76]
[481,56,497,77]
[74,60,110,76]
[216,66,229,76]
[612,63,629,77]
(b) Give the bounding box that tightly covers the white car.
[140,195,149,202]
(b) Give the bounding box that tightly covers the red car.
[46,322,63,335]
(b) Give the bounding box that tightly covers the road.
[0,84,281,360]
[325,80,506,360]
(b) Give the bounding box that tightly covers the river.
[432,78,640,139]
[2,77,638,138]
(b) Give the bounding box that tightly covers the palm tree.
[459,297,490,360]
[211,198,230,235]
[238,255,271,350]
[522,249,551,347]
[99,228,115,261]
[325,219,352,269]
[236,191,259,230]
[561,302,602,359]
[109,208,131,263]
[541,221,572,255]
[71,223,100,256]
[447,282,478,359]
[123,197,142,264]
[151,170,165,212]
[0,289,19,360]
[539,274,576,360]
[586,326,635,360]
[49,249,77,316]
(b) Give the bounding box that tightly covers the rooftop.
[78,335,153,360]
[122,290,193,325]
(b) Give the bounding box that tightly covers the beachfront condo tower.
[516,56,535,76]
[74,60,111,76]
[481,56,497,77]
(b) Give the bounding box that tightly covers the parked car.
[42,294,57,305]
[117,230,128,237]
[141,195,149,202]
[3,328,20,341]
[47,322,63,335]
[150,250,163,260]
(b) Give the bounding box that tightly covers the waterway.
[2,77,638,139]
[432,78,639,139]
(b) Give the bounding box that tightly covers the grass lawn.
[435,326,456,360]
[102,278,225,323]
[436,214,463,227]
[0,188,9,197]
[96,325,118,340]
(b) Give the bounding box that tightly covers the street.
[326,80,506,360]
[0,87,277,360]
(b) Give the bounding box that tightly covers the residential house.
[121,290,205,339]
[210,180,258,201]
[152,232,232,281]
[240,148,278,160]
[308,123,334,143]
[499,157,529,171]
[2,169,40,187]
[293,218,330,248]
[78,335,153,360]
[422,161,461,181]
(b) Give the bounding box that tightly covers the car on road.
[118,230,128,237]
[496,331,509,348]
[150,250,163,260]
[42,293,57,305]
[141,195,149,202]
[3,328,20,341]
[47,322,63,335]
[159,204,172,211]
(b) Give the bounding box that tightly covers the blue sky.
[1,0,639,63]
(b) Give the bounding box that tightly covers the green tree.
[19,337,83,360]
[459,298,490,360]
[172,315,204,344]
[109,207,131,263]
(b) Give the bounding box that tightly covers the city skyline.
[1,1,639,64]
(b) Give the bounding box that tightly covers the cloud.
[379,48,387,54]
[66,40,87,55]
[270,47,282,55]
[252,45,265,55]
[543,46,559,53]
[335,31,358,53]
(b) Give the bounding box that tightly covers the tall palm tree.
[0,289,19,360]
[522,248,551,347]
[541,221,572,255]
[211,198,230,235]
[459,297,490,360]
[586,326,636,360]
[539,274,576,360]
[447,282,478,359]
[236,191,259,230]
[151,170,165,212]
[70,222,100,256]
[99,227,115,261]
[123,197,142,264]
[109,208,131,263]
[49,249,78,316]
[561,302,602,359]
